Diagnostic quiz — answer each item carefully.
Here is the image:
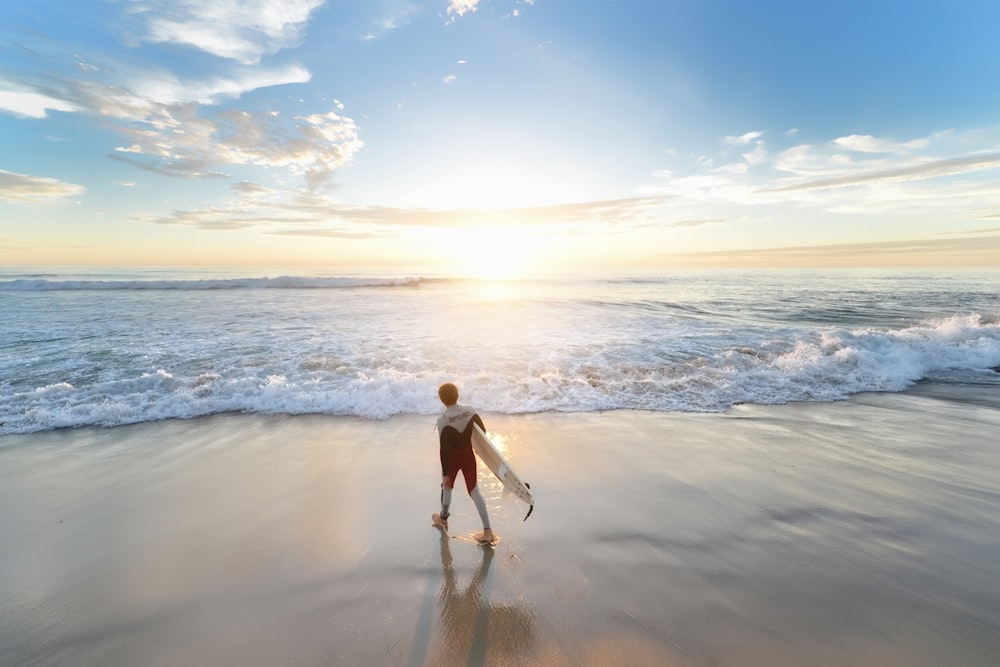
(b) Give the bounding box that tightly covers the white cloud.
[107,102,363,188]
[2,0,362,205]
[447,0,480,19]
[147,192,674,232]
[131,63,312,105]
[774,144,856,176]
[0,169,85,202]
[725,130,764,146]
[443,74,457,84]
[640,124,1000,242]
[834,134,929,154]
[3,58,350,188]
[130,0,325,64]
[364,4,420,40]
[0,89,78,118]
[742,141,768,166]
[764,153,1000,193]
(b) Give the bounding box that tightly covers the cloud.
[936,225,1000,234]
[763,153,1000,193]
[131,63,312,105]
[0,89,78,118]
[834,134,929,154]
[643,124,1000,243]
[742,141,768,166]
[144,191,674,233]
[443,74,457,84]
[98,97,363,186]
[725,131,764,146]
[0,169,85,202]
[364,4,420,40]
[666,218,725,228]
[662,234,1000,267]
[0,46,344,192]
[270,228,393,239]
[129,0,326,65]
[447,0,480,19]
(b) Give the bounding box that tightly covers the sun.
[453,225,534,280]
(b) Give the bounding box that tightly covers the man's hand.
[441,476,450,488]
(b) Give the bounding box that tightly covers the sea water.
[2,267,999,435]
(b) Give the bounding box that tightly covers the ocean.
[2,267,999,435]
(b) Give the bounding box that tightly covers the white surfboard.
[471,424,534,520]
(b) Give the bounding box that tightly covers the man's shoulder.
[438,404,478,431]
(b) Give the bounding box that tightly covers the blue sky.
[2,0,1000,272]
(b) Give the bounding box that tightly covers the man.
[432,383,494,544]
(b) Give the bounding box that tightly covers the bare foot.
[431,513,449,531]
[477,529,495,544]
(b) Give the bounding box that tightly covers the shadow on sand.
[409,528,536,666]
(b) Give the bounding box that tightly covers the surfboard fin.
[523,504,534,521]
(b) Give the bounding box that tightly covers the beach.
[2,384,998,666]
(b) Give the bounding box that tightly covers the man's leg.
[469,485,490,531]
[461,453,494,543]
[433,475,455,530]
[440,483,452,521]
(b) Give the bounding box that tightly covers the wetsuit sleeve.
[473,414,485,432]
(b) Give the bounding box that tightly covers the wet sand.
[2,386,999,666]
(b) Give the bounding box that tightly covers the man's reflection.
[429,528,536,666]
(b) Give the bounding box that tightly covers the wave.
[3,313,998,435]
[0,275,428,291]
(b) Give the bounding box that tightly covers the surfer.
[432,383,494,544]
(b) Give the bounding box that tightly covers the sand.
[2,386,999,666]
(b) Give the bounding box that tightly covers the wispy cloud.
[144,191,674,233]
[725,130,764,146]
[2,2,357,191]
[662,234,1000,267]
[0,169,85,202]
[0,89,78,118]
[763,153,1000,193]
[649,125,1000,225]
[127,0,326,64]
[833,134,929,154]
[935,225,1000,235]
[364,3,420,40]
[130,63,312,105]
[105,105,363,186]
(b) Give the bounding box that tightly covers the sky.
[2,0,1000,274]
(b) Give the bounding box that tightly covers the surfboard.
[471,424,534,520]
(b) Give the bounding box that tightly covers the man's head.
[438,382,459,407]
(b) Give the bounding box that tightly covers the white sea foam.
[0,275,425,291]
[2,270,999,434]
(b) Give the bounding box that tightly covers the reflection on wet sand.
[422,528,536,666]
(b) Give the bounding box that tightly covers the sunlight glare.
[454,225,533,280]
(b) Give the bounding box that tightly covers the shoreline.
[2,386,999,665]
